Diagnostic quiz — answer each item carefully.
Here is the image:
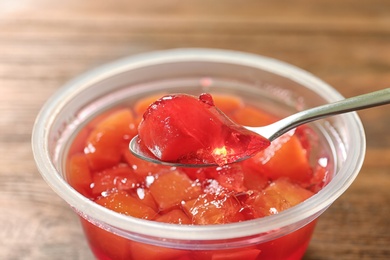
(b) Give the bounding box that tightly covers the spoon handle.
[253,88,390,141]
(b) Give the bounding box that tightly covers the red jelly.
[138,93,270,166]
[66,93,330,260]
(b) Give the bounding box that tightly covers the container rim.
[32,48,366,241]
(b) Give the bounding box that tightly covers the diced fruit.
[232,106,277,126]
[95,191,158,220]
[155,209,192,224]
[245,131,312,184]
[149,171,202,211]
[245,189,291,217]
[68,127,90,157]
[211,94,244,114]
[266,178,314,206]
[138,93,270,166]
[91,165,138,195]
[241,165,269,191]
[122,148,171,178]
[87,108,123,129]
[84,127,126,171]
[245,178,314,217]
[205,165,246,192]
[84,109,137,171]
[132,187,159,212]
[183,193,246,224]
[180,167,209,182]
[94,108,137,137]
[67,153,92,196]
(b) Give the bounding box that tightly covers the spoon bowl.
[130,88,390,167]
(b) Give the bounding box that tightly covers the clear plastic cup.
[32,48,365,260]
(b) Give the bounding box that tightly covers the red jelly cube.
[138,93,270,166]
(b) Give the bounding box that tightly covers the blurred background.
[0,0,389,259]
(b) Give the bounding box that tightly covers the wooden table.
[1,1,389,259]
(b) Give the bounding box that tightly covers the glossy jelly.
[138,93,270,166]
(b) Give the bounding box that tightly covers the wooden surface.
[1,1,389,259]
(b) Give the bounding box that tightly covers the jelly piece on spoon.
[137,93,270,166]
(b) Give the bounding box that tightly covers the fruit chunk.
[183,192,246,224]
[138,93,270,166]
[95,191,158,220]
[266,178,314,206]
[155,209,192,224]
[91,165,138,196]
[232,106,277,126]
[149,171,202,211]
[245,131,312,184]
[67,153,92,196]
[202,165,247,192]
[84,109,137,171]
[132,187,159,212]
[241,165,269,191]
[122,148,171,178]
[245,178,314,217]
[212,94,244,114]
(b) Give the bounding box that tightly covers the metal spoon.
[130,88,390,167]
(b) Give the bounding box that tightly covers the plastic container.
[32,48,366,260]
